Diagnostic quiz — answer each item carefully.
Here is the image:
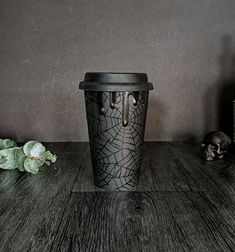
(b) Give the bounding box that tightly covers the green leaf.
[3,139,17,149]
[51,155,57,163]
[23,141,38,156]
[30,143,46,157]
[23,141,46,158]
[15,148,26,171]
[24,158,39,174]
[0,139,56,174]
[45,160,51,166]
[0,139,4,150]
[0,139,17,149]
[0,155,7,164]
[23,141,46,167]
[0,148,19,170]
[43,151,57,163]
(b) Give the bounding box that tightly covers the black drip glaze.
[122,92,140,127]
[132,92,139,106]
[98,91,141,127]
[109,92,117,109]
[122,92,130,127]
[98,92,105,115]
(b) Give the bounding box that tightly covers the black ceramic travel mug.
[79,72,153,191]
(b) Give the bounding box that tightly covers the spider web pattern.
[85,91,149,191]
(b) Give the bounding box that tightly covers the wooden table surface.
[0,142,235,252]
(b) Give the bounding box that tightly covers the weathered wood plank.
[72,148,96,192]
[1,142,235,252]
[185,191,235,251]
[50,191,233,252]
[168,142,235,207]
[0,143,87,252]
[139,142,199,191]
[168,142,235,249]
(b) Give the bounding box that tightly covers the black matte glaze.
[85,91,149,191]
[80,72,152,191]
[79,72,153,92]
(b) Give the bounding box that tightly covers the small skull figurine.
[201,130,231,161]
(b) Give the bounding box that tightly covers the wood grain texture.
[50,191,233,252]
[168,142,235,204]
[168,142,235,250]
[138,142,199,191]
[0,143,87,252]
[1,142,235,252]
[72,148,96,192]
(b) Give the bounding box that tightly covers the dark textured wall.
[0,0,235,141]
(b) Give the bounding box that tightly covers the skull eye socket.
[202,143,218,151]
[210,143,219,151]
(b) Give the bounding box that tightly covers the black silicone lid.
[79,72,153,91]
